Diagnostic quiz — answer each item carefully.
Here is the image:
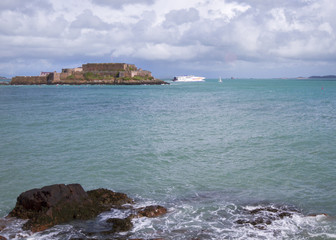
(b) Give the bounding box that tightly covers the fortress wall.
[11,76,48,85]
[49,72,60,81]
[92,71,120,77]
[127,64,137,70]
[82,63,129,72]
[132,70,152,77]
[58,72,84,80]
[62,68,83,74]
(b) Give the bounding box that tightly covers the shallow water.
[0,79,335,239]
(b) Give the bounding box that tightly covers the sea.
[0,78,335,239]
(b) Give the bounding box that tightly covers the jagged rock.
[235,206,298,229]
[8,184,133,232]
[69,238,96,240]
[106,217,133,233]
[87,188,133,211]
[0,235,7,240]
[249,207,279,214]
[7,184,167,234]
[129,239,165,240]
[136,205,167,218]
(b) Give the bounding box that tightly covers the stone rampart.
[131,70,152,77]
[82,63,136,72]
[11,76,48,85]
[62,67,83,73]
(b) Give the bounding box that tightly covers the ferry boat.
[173,75,205,82]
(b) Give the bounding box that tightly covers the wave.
[1,196,335,240]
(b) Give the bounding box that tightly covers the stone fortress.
[11,63,166,85]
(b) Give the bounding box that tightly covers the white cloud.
[70,10,111,30]
[0,0,336,78]
[133,43,209,61]
[163,8,200,28]
[92,0,155,9]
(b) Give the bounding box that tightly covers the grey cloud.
[229,0,312,10]
[164,0,336,65]
[70,10,111,30]
[1,0,335,79]
[0,0,52,15]
[0,12,68,37]
[91,0,155,9]
[163,8,200,28]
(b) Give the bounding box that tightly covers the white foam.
[1,202,334,239]
[0,218,31,240]
[98,208,132,221]
[26,225,74,240]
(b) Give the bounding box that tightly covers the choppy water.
[0,79,335,239]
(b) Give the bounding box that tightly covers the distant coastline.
[9,63,168,85]
[308,75,336,79]
[0,76,10,85]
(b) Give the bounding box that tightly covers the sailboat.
[219,76,222,83]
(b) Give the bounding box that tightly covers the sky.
[0,0,335,79]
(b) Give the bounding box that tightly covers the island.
[309,75,336,79]
[0,76,10,85]
[10,63,168,85]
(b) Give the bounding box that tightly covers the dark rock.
[70,237,95,240]
[249,207,279,214]
[136,205,167,218]
[8,184,94,232]
[250,217,264,226]
[87,188,133,211]
[8,184,133,232]
[129,239,165,240]
[106,217,133,233]
[278,212,292,219]
[236,205,299,230]
[0,235,7,240]
[235,219,249,225]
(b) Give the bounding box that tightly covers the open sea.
[0,78,335,239]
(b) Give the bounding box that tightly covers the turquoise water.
[0,79,336,239]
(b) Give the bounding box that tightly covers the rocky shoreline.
[1,184,167,240]
[0,184,332,240]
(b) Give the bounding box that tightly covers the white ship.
[173,75,205,82]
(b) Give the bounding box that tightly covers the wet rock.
[69,238,96,240]
[0,235,7,240]
[87,188,133,213]
[8,184,133,232]
[8,184,93,232]
[235,219,249,225]
[136,205,167,218]
[278,212,292,219]
[7,184,167,234]
[129,239,165,240]
[106,217,133,233]
[235,205,299,230]
[249,207,279,214]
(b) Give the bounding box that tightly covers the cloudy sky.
[0,0,335,78]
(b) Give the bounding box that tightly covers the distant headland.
[10,63,168,85]
[308,75,336,79]
[0,76,10,85]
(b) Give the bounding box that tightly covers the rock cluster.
[235,206,298,230]
[7,184,167,234]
